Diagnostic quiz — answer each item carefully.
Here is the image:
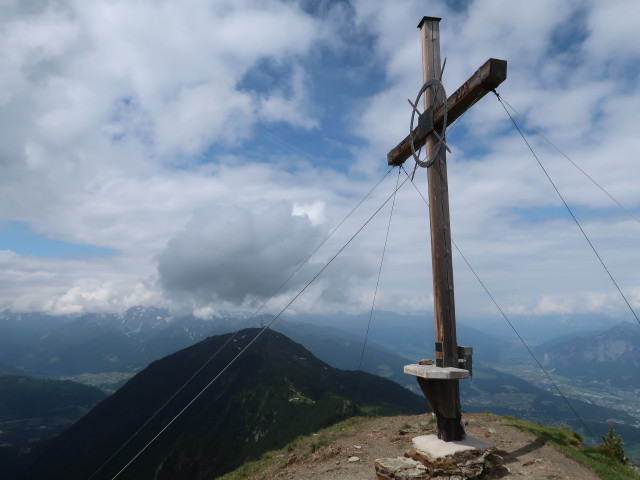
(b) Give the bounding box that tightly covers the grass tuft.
[215,416,366,480]
[504,416,640,480]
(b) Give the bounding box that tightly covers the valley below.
[495,364,640,423]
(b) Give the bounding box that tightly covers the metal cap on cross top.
[417,16,442,28]
[389,16,507,442]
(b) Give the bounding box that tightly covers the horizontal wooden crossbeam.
[387,58,507,166]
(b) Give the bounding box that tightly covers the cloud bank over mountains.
[158,202,325,306]
[0,0,639,321]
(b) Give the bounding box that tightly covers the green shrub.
[601,424,628,465]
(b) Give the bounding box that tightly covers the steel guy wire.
[95,89,505,479]
[497,95,640,226]
[109,171,413,479]
[358,167,401,372]
[88,166,395,480]
[400,164,598,442]
[494,91,640,330]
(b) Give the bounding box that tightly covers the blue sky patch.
[0,222,113,258]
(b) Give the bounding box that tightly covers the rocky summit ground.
[229,412,602,480]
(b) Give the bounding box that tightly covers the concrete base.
[404,364,470,380]
[412,435,493,456]
[410,435,494,479]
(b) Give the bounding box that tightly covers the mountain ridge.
[21,328,425,480]
[541,321,640,388]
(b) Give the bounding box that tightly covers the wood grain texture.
[387,58,507,166]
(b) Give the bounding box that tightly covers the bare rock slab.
[374,457,430,480]
[411,435,494,479]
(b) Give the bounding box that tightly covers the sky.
[1,0,639,326]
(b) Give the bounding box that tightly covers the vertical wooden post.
[418,16,462,442]
[393,19,506,444]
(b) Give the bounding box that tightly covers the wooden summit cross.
[389,17,507,442]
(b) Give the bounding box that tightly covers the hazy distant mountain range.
[0,306,511,380]
[540,322,640,388]
[0,306,227,378]
[1,306,638,422]
[1,306,638,403]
